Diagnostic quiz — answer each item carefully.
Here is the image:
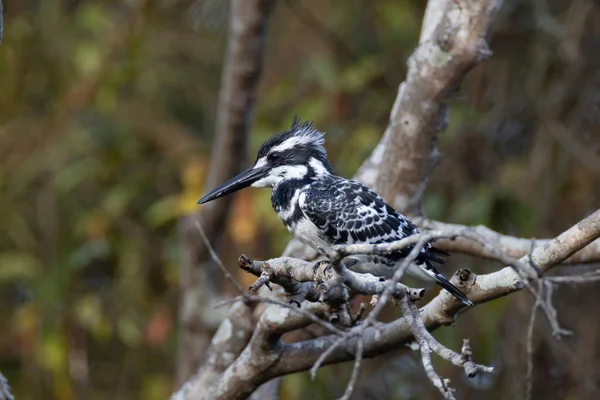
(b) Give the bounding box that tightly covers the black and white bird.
[198,119,473,306]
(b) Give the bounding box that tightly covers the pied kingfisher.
[198,119,473,306]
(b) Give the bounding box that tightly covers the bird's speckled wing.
[297,177,473,305]
[299,177,419,247]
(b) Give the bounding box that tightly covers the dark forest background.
[0,0,599,399]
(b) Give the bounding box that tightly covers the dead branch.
[181,210,598,399]
[0,0,3,45]
[400,296,492,398]
[204,209,598,399]
[172,301,257,400]
[239,255,424,305]
[355,0,503,216]
[420,219,600,265]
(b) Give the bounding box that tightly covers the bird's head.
[198,118,332,204]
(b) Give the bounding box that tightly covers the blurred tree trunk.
[176,0,276,386]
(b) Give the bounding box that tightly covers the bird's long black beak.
[197,166,269,204]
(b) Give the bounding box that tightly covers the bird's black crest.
[257,118,328,161]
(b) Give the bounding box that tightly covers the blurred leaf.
[145,195,180,227]
[339,56,380,93]
[68,239,110,270]
[140,374,172,400]
[117,316,142,347]
[54,159,101,194]
[452,185,495,225]
[38,330,67,373]
[14,303,40,355]
[77,3,111,33]
[102,184,140,219]
[74,42,102,77]
[0,252,41,281]
[310,55,338,91]
[73,295,103,330]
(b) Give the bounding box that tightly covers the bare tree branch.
[420,219,600,264]
[0,371,13,400]
[0,0,3,45]
[174,208,600,399]
[269,210,600,376]
[200,302,329,400]
[239,255,424,305]
[249,378,281,400]
[172,301,257,400]
[339,336,364,400]
[400,296,492,398]
[177,0,276,383]
[357,0,503,215]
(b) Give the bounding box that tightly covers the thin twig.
[541,280,572,338]
[400,296,455,399]
[525,283,541,400]
[338,336,364,400]
[363,235,431,327]
[191,218,246,295]
[192,218,345,338]
[310,334,350,379]
[402,298,493,377]
[547,269,600,283]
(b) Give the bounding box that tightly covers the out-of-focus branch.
[249,378,281,400]
[0,0,4,44]
[172,301,257,400]
[0,371,13,400]
[177,0,276,384]
[356,0,503,216]
[188,302,329,400]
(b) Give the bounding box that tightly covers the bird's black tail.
[424,262,473,307]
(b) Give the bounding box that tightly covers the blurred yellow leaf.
[180,158,206,215]
[38,331,67,373]
[74,43,102,77]
[141,374,171,400]
[73,295,112,341]
[228,191,256,246]
[52,372,75,400]
[181,158,206,191]
[73,295,102,329]
[14,303,40,356]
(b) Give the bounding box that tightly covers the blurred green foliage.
[0,0,599,399]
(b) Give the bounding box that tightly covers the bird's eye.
[267,153,280,163]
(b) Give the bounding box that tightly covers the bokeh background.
[1,0,599,399]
